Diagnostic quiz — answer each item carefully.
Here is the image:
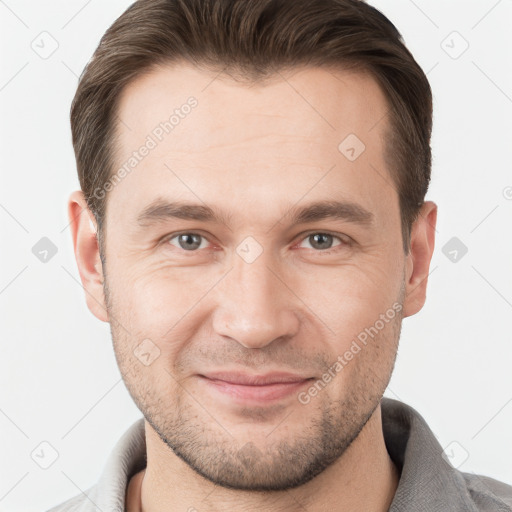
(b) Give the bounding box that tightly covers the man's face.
[101,63,410,490]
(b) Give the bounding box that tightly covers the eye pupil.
[310,233,333,250]
[169,232,344,254]
[178,233,202,251]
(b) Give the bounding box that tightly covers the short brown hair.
[71,0,432,257]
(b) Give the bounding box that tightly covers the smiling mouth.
[197,373,314,402]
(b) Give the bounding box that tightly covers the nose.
[211,248,300,349]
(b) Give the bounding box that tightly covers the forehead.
[116,62,389,145]
[110,62,397,231]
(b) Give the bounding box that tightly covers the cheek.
[291,258,400,334]
[110,265,204,329]
[326,311,400,399]
[108,268,216,369]
[108,246,401,357]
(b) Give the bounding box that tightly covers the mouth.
[197,372,314,402]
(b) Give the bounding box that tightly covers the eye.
[166,232,210,251]
[162,231,351,254]
[297,232,350,253]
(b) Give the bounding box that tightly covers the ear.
[402,200,437,318]
[68,190,109,322]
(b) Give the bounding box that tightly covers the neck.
[135,404,399,512]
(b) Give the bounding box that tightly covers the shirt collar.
[382,397,479,511]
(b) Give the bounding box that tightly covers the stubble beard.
[104,270,404,491]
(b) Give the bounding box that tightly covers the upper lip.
[199,371,312,386]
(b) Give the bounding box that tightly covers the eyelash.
[161,230,352,255]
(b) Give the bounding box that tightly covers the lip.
[197,372,314,402]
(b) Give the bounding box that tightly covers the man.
[48,0,512,510]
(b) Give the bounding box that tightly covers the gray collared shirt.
[46,397,512,511]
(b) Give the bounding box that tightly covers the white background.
[0,1,511,510]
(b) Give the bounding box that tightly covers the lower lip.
[198,376,312,402]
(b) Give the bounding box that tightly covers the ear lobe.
[402,201,437,318]
[68,190,109,322]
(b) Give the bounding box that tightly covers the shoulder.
[461,471,512,511]
[44,483,122,512]
[44,418,145,512]
[44,488,95,512]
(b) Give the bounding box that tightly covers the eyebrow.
[136,198,375,229]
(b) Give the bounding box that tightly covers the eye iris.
[310,233,333,250]
[173,233,339,251]
[178,233,202,250]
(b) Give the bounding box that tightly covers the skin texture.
[69,63,437,511]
